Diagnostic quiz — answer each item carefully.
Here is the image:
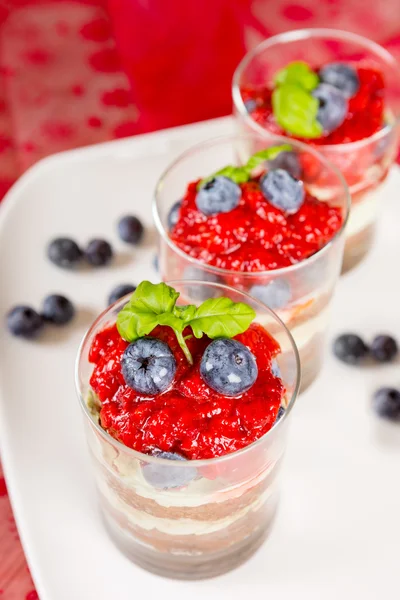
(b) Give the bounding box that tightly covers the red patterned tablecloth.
[0,1,399,597]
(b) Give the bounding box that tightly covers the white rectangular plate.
[0,116,399,600]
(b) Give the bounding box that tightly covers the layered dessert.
[78,281,299,578]
[234,35,400,271]
[159,142,347,390]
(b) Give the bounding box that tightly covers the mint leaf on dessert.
[274,61,319,92]
[245,143,293,172]
[117,281,195,364]
[188,297,256,339]
[117,281,182,341]
[272,83,323,138]
[198,165,249,189]
[173,304,197,322]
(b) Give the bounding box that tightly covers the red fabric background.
[0,1,399,597]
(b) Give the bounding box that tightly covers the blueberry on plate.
[42,294,75,325]
[268,150,302,180]
[142,451,197,489]
[319,63,359,98]
[370,334,398,363]
[84,239,113,267]
[333,333,368,365]
[250,279,291,310]
[312,84,348,134]
[167,200,182,230]
[121,337,176,395]
[6,306,44,339]
[200,338,258,396]
[117,215,144,244]
[196,176,241,216]
[47,237,82,269]
[372,387,400,421]
[260,169,304,214]
[108,283,136,306]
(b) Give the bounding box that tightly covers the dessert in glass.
[153,135,349,391]
[232,28,400,271]
[76,280,300,579]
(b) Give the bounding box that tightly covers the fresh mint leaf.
[117,281,194,364]
[173,304,197,322]
[274,61,319,92]
[188,297,256,339]
[272,84,323,139]
[198,165,249,189]
[116,282,256,366]
[117,281,181,342]
[245,143,293,172]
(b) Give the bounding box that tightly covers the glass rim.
[152,133,350,279]
[232,27,400,151]
[75,280,301,468]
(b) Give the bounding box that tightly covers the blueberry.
[319,63,359,98]
[6,306,44,339]
[271,359,281,378]
[200,338,258,396]
[196,176,241,216]
[250,279,291,310]
[167,200,182,230]
[108,284,136,306]
[183,266,220,301]
[47,237,82,269]
[370,335,398,363]
[121,337,176,395]
[312,84,348,134]
[260,169,304,214]
[142,451,197,489]
[84,239,113,267]
[117,215,144,245]
[244,99,257,113]
[372,387,400,421]
[42,294,75,325]
[268,150,301,180]
[153,254,159,272]
[274,406,285,423]
[333,333,368,365]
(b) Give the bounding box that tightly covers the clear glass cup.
[76,281,300,580]
[232,28,400,271]
[153,135,349,391]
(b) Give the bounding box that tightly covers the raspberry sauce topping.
[170,178,343,272]
[89,322,283,460]
[241,64,385,144]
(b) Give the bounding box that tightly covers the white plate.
[0,116,399,600]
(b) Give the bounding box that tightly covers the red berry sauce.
[170,179,343,272]
[241,65,385,144]
[89,323,284,460]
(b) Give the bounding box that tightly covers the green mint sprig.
[116,281,256,365]
[274,61,319,91]
[197,143,292,189]
[272,61,323,139]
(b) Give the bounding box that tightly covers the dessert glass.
[232,28,400,271]
[76,281,300,579]
[153,135,349,391]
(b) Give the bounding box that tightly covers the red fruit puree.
[241,65,385,144]
[170,180,343,272]
[89,323,284,460]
